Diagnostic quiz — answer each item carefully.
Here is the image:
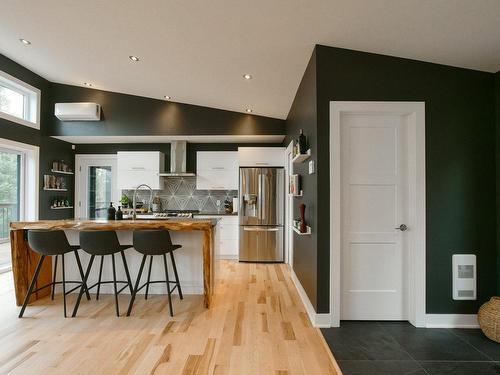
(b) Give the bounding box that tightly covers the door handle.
[395,224,408,231]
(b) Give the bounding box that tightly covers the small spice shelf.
[292,149,311,164]
[51,206,73,210]
[293,226,311,235]
[51,169,74,175]
[43,188,68,192]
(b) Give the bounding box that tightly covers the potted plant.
[120,194,130,208]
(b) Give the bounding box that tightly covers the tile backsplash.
[123,177,237,213]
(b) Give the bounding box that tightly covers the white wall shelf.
[51,169,74,175]
[289,190,303,197]
[43,188,68,192]
[292,149,311,164]
[51,206,73,210]
[293,226,311,235]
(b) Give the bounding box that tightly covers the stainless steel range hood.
[158,141,196,177]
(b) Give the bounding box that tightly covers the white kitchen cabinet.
[238,147,285,167]
[195,215,239,259]
[117,151,165,190]
[196,151,238,190]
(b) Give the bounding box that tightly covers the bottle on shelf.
[298,129,307,154]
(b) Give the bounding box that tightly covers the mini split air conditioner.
[54,102,101,121]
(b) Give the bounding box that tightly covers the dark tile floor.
[321,322,500,375]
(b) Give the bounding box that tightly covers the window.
[0,70,41,129]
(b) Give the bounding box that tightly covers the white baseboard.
[426,314,479,328]
[290,269,331,328]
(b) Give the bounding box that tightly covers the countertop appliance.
[239,167,284,262]
[125,210,199,220]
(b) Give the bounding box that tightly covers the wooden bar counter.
[9,219,217,308]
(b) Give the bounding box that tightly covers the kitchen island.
[9,219,217,308]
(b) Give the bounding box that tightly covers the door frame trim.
[75,154,118,219]
[284,140,294,265]
[329,101,426,327]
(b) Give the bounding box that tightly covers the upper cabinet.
[117,151,165,190]
[196,151,238,190]
[238,147,285,167]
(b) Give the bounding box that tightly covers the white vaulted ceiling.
[0,0,499,120]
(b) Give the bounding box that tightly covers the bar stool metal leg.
[51,255,58,300]
[74,250,91,301]
[19,255,46,318]
[111,253,119,316]
[72,255,95,317]
[127,254,147,316]
[145,256,153,300]
[120,250,134,294]
[162,253,174,317]
[61,253,67,317]
[96,256,104,300]
[169,251,183,300]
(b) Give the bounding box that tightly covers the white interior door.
[75,155,118,219]
[340,113,408,320]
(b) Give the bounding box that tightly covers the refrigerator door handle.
[257,173,262,221]
[260,173,266,222]
[243,226,280,232]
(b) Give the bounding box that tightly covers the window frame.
[0,69,41,130]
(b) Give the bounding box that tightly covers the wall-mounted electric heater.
[452,254,476,300]
[54,102,101,121]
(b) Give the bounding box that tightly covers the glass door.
[0,148,22,272]
[75,156,118,219]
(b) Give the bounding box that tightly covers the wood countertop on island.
[9,219,217,308]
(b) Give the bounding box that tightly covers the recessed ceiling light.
[19,38,31,45]
[164,95,171,100]
[83,82,92,87]
[129,55,140,62]
[243,74,252,80]
[246,108,253,113]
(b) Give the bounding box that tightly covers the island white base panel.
[55,230,206,295]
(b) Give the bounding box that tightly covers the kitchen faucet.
[132,184,153,220]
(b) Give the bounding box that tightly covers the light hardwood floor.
[0,260,341,374]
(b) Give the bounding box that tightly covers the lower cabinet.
[195,215,239,259]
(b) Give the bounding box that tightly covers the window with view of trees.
[0,70,40,128]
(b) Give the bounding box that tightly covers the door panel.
[239,226,261,261]
[259,168,284,226]
[239,226,283,262]
[258,226,283,262]
[341,113,407,321]
[239,168,260,226]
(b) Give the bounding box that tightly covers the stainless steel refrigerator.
[239,168,284,262]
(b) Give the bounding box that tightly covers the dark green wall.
[0,54,75,220]
[288,45,497,314]
[285,50,320,309]
[47,84,285,137]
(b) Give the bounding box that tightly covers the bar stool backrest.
[79,230,122,255]
[133,230,175,255]
[28,230,72,255]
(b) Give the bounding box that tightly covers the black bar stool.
[72,231,133,317]
[127,230,183,317]
[19,230,90,318]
